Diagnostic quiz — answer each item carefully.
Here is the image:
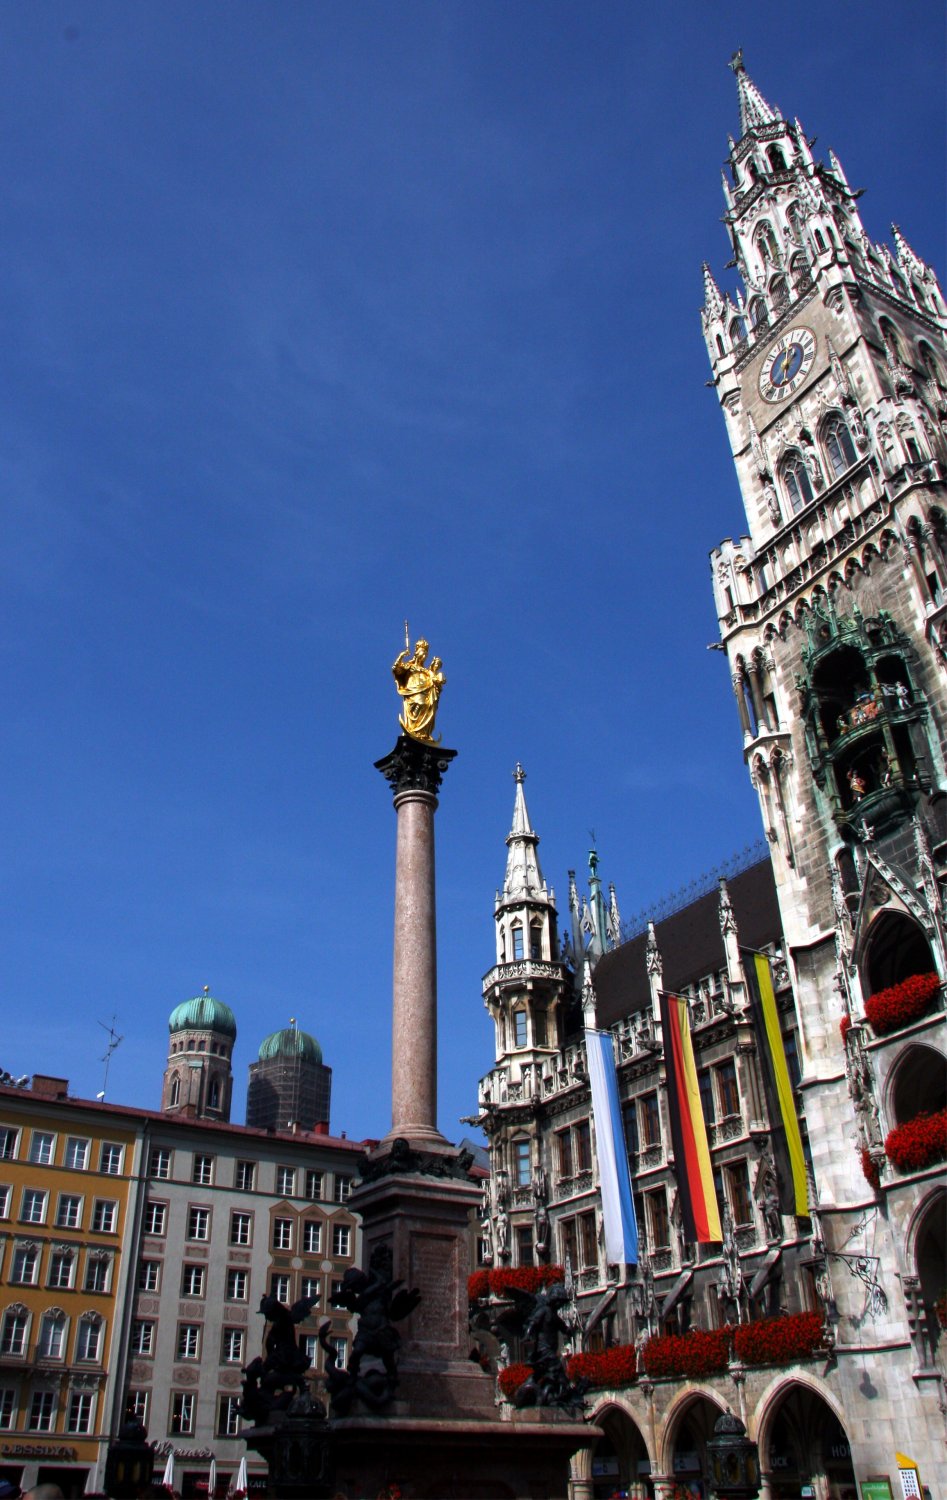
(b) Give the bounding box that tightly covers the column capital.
[375,734,458,801]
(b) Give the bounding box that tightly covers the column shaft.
[391,788,440,1141]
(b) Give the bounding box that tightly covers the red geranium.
[469,1265,566,1302]
[839,1015,852,1042]
[884,1110,947,1172]
[487,1265,565,1297]
[864,973,940,1036]
[467,1270,490,1302]
[497,1362,532,1399]
[733,1311,826,1366]
[566,1344,637,1389]
[860,1148,880,1190]
[641,1327,731,1379]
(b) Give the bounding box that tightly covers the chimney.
[31,1075,69,1100]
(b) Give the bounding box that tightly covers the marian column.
[375,634,455,1146]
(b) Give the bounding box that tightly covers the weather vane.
[392,622,446,745]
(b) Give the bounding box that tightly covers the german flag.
[659,992,722,1242]
[742,949,809,1217]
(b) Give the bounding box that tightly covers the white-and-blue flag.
[585,1028,638,1265]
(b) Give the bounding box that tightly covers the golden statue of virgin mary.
[392,631,445,745]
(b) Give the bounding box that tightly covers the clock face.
[758,326,817,403]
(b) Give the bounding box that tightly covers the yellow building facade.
[0,1076,143,1497]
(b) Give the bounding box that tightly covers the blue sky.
[0,3,943,1142]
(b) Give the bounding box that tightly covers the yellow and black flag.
[741,948,809,1218]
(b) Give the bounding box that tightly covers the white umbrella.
[230,1455,248,1499]
[208,1457,218,1499]
[161,1450,175,1495]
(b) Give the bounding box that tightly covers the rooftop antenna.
[97,1015,124,1101]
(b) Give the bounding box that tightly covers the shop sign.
[829,1442,852,1461]
[1,1444,78,1460]
[862,1476,894,1500]
[593,1459,620,1477]
[801,1487,814,1496]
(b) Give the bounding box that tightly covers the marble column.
[376,734,457,1146]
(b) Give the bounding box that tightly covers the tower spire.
[501,763,546,901]
[729,49,780,136]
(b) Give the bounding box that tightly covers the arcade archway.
[589,1404,651,1500]
[664,1393,727,1500]
[762,1382,856,1500]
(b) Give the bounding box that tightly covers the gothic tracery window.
[822,415,857,479]
[782,451,814,513]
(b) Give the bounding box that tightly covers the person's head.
[22,1485,65,1500]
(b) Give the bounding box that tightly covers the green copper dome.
[169,991,237,1039]
[258,1026,322,1065]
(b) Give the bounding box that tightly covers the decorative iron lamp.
[706,1409,761,1500]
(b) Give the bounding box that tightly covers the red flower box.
[860,1148,880,1191]
[884,1110,947,1172]
[733,1311,826,1366]
[497,1362,532,1399]
[641,1327,731,1379]
[864,973,940,1036]
[469,1265,565,1301]
[566,1344,637,1390]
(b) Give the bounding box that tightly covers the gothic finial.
[645,920,663,977]
[730,54,780,136]
[702,261,725,320]
[513,762,526,784]
[891,223,926,276]
[719,877,737,936]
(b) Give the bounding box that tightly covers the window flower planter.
[732,1310,826,1366]
[566,1344,637,1389]
[468,1264,565,1302]
[497,1362,533,1399]
[884,1110,947,1172]
[641,1327,730,1379]
[864,972,940,1036]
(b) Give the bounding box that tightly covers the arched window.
[769,275,788,307]
[169,1076,180,1107]
[729,317,745,344]
[749,296,767,329]
[789,253,807,287]
[511,925,524,961]
[529,922,542,961]
[879,317,905,363]
[208,1079,220,1110]
[814,228,827,253]
[919,341,945,389]
[823,415,857,478]
[756,222,778,266]
[782,451,814,514]
[512,1138,531,1187]
[768,145,787,172]
[512,1009,528,1048]
[715,333,725,357]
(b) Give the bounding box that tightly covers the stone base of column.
[337,1149,597,1496]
